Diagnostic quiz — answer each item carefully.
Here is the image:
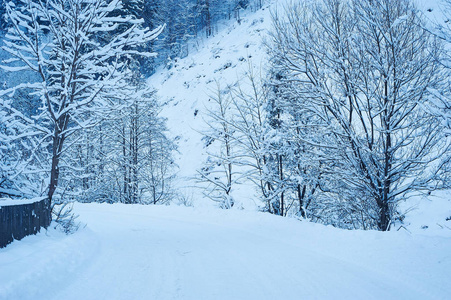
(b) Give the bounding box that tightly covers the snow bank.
[399,190,451,236]
[0,224,97,300]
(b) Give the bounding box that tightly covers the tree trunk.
[297,184,306,218]
[278,154,284,216]
[205,0,212,37]
[122,126,128,203]
[48,114,69,205]
[379,76,392,231]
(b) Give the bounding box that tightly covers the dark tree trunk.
[379,77,392,231]
[205,0,212,37]
[278,154,284,216]
[297,184,306,218]
[48,113,69,205]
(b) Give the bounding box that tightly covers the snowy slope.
[149,3,273,208]
[1,203,450,300]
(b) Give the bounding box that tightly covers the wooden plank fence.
[0,198,51,248]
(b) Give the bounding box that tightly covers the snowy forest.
[0,0,450,233]
[0,0,261,206]
[1,0,451,298]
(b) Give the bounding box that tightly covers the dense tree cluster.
[0,0,263,207]
[199,0,451,230]
[1,0,263,74]
[119,0,263,74]
[0,0,171,206]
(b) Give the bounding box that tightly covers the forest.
[0,0,450,232]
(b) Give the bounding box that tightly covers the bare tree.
[198,83,236,208]
[268,0,449,230]
[228,65,269,202]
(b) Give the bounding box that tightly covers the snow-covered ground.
[1,202,450,300]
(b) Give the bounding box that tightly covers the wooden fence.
[0,198,51,248]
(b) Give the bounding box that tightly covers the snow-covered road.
[51,206,416,300]
[2,203,449,300]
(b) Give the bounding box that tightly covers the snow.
[399,190,451,235]
[0,197,46,207]
[1,1,450,299]
[0,203,450,300]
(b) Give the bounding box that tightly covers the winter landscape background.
[0,0,450,299]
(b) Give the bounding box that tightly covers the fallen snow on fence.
[0,197,47,207]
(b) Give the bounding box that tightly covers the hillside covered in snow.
[149,2,272,209]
